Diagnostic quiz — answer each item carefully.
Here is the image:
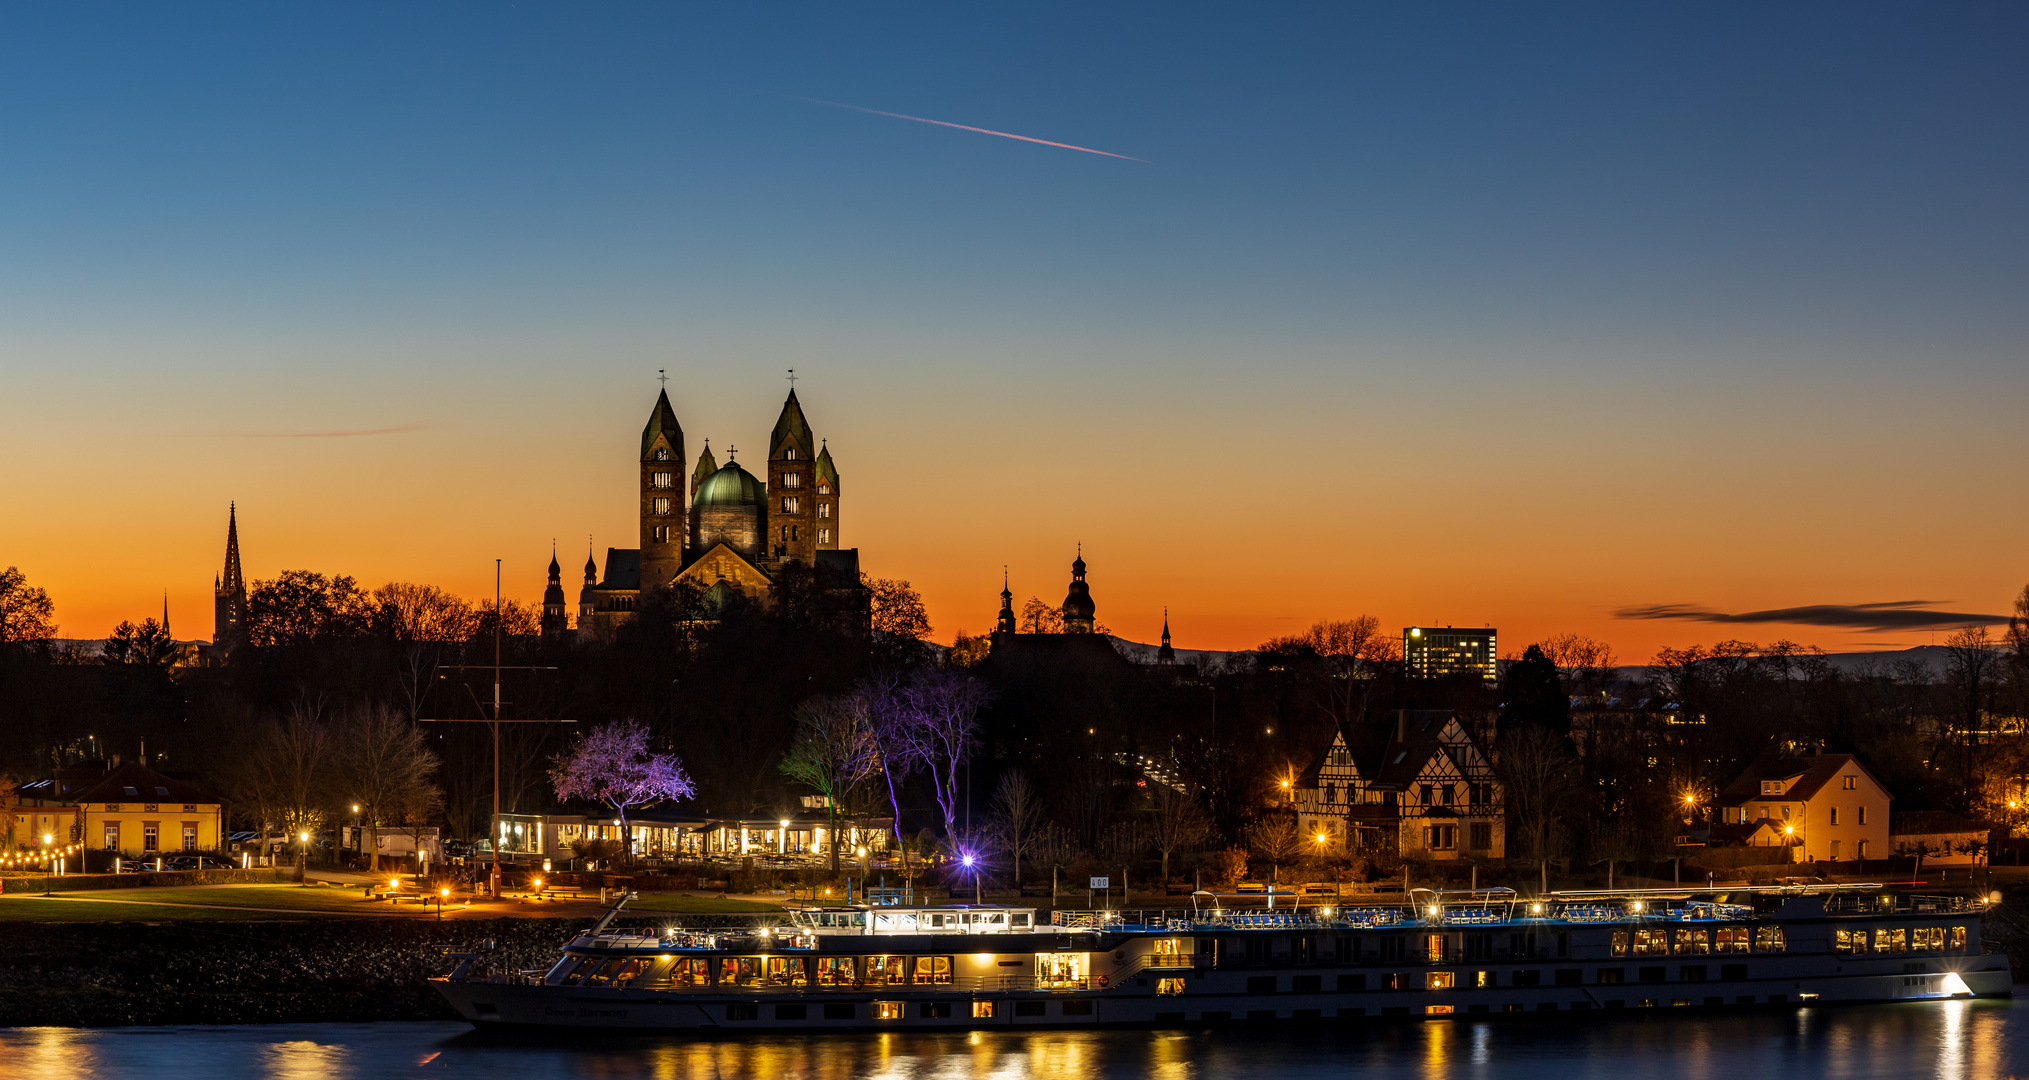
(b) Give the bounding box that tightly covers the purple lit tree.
[549,720,695,863]
[902,668,992,847]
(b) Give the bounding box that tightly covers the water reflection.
[0,1001,2021,1080]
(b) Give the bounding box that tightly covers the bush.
[1209,848,1249,888]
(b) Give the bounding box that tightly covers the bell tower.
[640,381,685,591]
[767,382,818,564]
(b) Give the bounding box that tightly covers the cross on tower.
[726,444,737,461]
[785,368,798,388]
[658,368,668,390]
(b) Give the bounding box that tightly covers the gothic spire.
[692,439,719,496]
[641,388,684,461]
[770,388,815,459]
[221,502,243,596]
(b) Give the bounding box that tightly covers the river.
[3,999,2022,1079]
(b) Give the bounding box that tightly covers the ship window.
[1715,927,1751,953]
[1835,930,1868,955]
[873,1001,901,1020]
[865,955,907,986]
[719,957,767,988]
[912,956,952,985]
[973,1000,999,1016]
[1156,978,1186,996]
[1632,929,1668,956]
[1611,931,1629,957]
[815,957,856,987]
[1035,953,1089,989]
[557,957,605,985]
[1875,928,1907,953]
[1151,939,1189,966]
[1426,971,1455,989]
[765,956,809,987]
[1950,926,1967,951]
[1755,926,1786,953]
[1673,929,1710,955]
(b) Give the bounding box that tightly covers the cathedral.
[544,385,858,640]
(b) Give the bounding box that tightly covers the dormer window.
[1760,780,1784,795]
[818,483,832,494]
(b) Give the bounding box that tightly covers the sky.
[2,2,2025,661]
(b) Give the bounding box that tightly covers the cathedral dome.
[694,463,765,507]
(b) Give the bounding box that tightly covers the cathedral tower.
[1061,547,1095,634]
[577,545,598,628]
[640,389,685,591]
[541,545,568,639]
[212,503,247,654]
[767,388,817,563]
[814,440,841,551]
[1158,609,1175,664]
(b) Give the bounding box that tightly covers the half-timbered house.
[1292,709,1504,860]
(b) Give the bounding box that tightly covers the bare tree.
[373,582,475,721]
[902,668,992,844]
[1018,596,1062,635]
[226,703,335,865]
[986,770,1046,884]
[779,691,881,871]
[1496,725,1573,862]
[1148,784,1209,883]
[336,705,443,872]
[1246,812,1303,886]
[1539,632,1618,701]
[0,566,57,649]
[1258,616,1397,727]
[1944,626,2003,813]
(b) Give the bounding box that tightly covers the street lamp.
[438,886,450,922]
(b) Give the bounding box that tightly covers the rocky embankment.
[0,917,593,1026]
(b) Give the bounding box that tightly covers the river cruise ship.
[431,885,2011,1031]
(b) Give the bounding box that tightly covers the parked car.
[166,856,234,871]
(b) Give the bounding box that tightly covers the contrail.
[794,97,1141,161]
[231,425,423,438]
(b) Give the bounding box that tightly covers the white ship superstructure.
[431,885,2010,1031]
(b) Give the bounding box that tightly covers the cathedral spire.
[1158,608,1175,664]
[212,503,247,655]
[692,439,718,497]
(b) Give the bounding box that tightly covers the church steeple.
[640,384,686,591]
[995,568,1017,635]
[212,503,247,656]
[768,383,819,564]
[1158,609,1175,664]
[691,440,718,497]
[578,540,598,632]
[541,542,568,639]
[1061,545,1095,634]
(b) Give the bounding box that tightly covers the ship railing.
[632,974,1088,994]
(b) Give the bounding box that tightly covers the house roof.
[1297,710,1478,791]
[1718,752,1885,806]
[72,761,223,806]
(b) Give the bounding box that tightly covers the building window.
[1425,825,1456,850]
[104,823,119,849]
[654,447,669,461]
[818,502,830,519]
[1829,808,1839,826]
[783,496,800,513]
[818,483,831,494]
[182,823,198,851]
[784,448,797,460]
[1782,806,1790,821]
[652,497,671,516]
[1761,780,1781,795]
[1829,840,1840,859]
[1842,776,1857,790]
[783,472,801,488]
[818,529,831,544]
[143,824,159,852]
[651,471,673,489]
[1857,840,1868,858]
[1858,806,1867,825]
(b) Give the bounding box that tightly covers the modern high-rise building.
[1403,626,1498,685]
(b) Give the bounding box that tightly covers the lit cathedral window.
[782,496,800,513]
[819,529,830,544]
[651,472,673,489]
[783,472,802,488]
[654,447,669,461]
[652,497,671,516]
[818,503,830,519]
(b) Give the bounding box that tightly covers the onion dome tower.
[577,542,598,629]
[541,544,569,639]
[693,451,768,563]
[996,568,1017,635]
[1060,546,1095,634]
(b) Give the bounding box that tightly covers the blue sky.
[4,2,2025,651]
